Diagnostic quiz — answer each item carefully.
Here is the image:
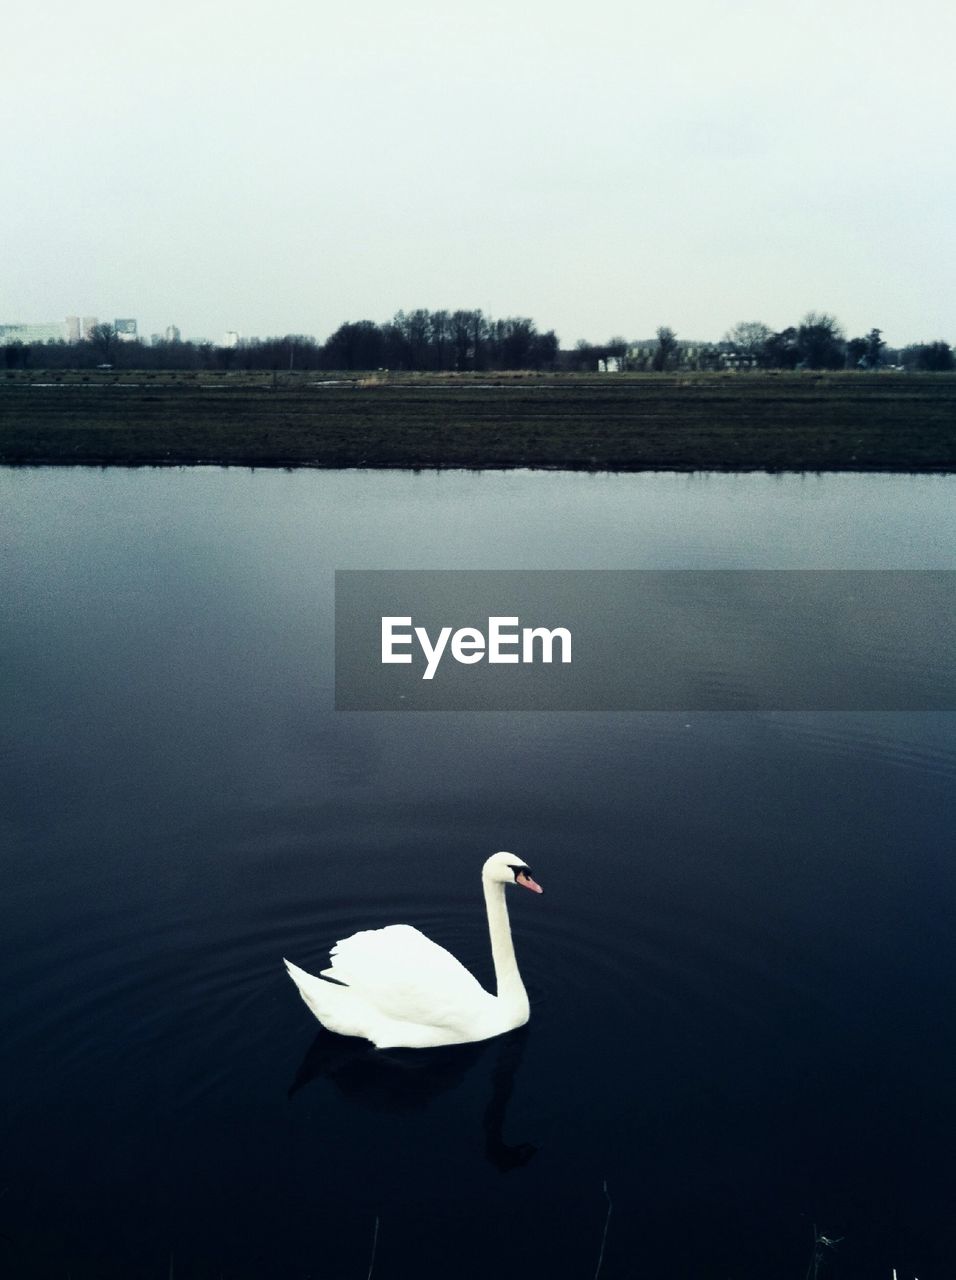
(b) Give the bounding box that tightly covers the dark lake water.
[2,466,955,1279]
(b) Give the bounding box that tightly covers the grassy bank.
[1,369,955,471]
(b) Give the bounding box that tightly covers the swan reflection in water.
[288,1025,536,1172]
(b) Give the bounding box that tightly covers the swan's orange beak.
[516,872,543,894]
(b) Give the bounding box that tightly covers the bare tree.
[429,309,452,370]
[724,321,772,364]
[865,327,885,369]
[653,326,678,372]
[796,312,845,369]
[89,322,116,364]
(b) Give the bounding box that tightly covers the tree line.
[571,315,955,372]
[721,316,953,372]
[0,309,559,374]
[2,308,953,373]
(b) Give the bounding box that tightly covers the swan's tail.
[283,958,360,1037]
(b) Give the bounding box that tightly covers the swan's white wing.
[322,924,493,1033]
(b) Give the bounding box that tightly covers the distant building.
[165,324,181,343]
[66,316,81,343]
[716,344,760,370]
[0,321,68,344]
[625,341,724,372]
[82,316,98,339]
[222,330,240,348]
[114,318,138,342]
[598,356,622,373]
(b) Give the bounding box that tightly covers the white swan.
[284,851,543,1049]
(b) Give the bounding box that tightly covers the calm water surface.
[1,467,955,1279]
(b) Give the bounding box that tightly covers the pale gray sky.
[5,0,954,347]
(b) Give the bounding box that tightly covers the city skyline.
[4,0,955,351]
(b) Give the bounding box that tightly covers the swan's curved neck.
[483,878,529,1020]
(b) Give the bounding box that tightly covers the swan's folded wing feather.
[322,924,493,1033]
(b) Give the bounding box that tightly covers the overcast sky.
[5,0,954,347]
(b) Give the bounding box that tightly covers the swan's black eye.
[511,865,532,879]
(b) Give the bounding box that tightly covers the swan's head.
[482,851,543,894]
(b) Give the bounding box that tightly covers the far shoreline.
[2,370,955,473]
